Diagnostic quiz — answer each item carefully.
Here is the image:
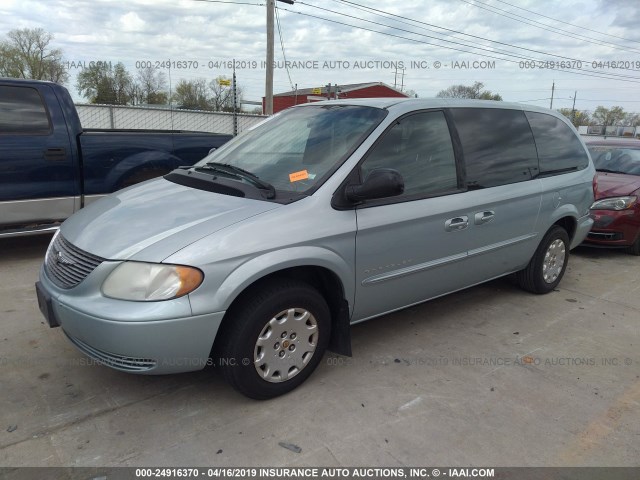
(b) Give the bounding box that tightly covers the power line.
[329,0,585,65]
[191,0,265,4]
[291,3,640,83]
[456,0,640,55]
[492,0,640,45]
[275,4,295,89]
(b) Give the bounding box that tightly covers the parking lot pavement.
[0,234,638,467]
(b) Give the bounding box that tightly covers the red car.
[583,137,640,255]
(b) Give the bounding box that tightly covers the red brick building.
[263,82,409,114]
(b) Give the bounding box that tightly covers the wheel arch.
[212,249,354,357]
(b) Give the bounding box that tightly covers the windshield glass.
[195,104,387,193]
[587,145,640,175]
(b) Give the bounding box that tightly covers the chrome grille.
[45,233,105,289]
[66,333,157,372]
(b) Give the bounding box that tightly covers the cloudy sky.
[2,0,640,113]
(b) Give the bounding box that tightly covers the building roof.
[274,82,407,97]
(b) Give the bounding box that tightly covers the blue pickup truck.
[0,78,233,237]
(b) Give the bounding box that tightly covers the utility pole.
[400,69,405,92]
[265,0,294,115]
[571,90,577,125]
[265,0,275,115]
[550,81,555,109]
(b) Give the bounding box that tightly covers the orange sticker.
[289,170,309,182]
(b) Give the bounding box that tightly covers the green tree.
[557,108,591,127]
[591,106,626,126]
[172,78,210,110]
[0,28,68,84]
[436,81,501,101]
[77,62,132,105]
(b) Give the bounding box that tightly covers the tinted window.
[525,111,589,174]
[0,86,51,134]
[361,111,458,197]
[449,108,538,188]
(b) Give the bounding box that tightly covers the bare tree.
[135,66,168,105]
[209,76,243,112]
[436,81,501,101]
[0,28,68,84]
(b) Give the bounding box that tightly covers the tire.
[517,226,570,294]
[625,235,640,256]
[217,279,331,400]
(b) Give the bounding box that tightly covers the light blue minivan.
[37,98,595,399]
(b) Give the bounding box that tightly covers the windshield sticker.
[289,170,309,182]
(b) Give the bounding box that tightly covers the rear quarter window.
[449,108,538,188]
[525,111,589,174]
[0,85,52,135]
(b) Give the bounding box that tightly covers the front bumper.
[37,265,225,375]
[582,208,640,248]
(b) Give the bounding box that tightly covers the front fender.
[197,246,355,316]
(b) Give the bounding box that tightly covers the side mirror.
[345,168,404,203]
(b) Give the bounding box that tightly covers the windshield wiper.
[198,162,276,199]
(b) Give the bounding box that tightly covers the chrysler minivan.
[36,98,595,399]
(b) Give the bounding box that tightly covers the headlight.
[102,262,203,301]
[590,196,636,211]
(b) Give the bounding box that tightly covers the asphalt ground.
[1,234,638,467]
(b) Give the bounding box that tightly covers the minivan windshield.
[194,104,387,194]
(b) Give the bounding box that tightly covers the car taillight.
[592,174,598,198]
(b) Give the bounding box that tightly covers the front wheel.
[626,235,640,256]
[217,279,331,399]
[517,226,570,294]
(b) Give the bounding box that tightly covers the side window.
[525,111,589,174]
[360,111,458,197]
[0,86,51,134]
[449,108,538,188]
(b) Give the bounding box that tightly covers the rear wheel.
[517,226,570,294]
[217,279,331,399]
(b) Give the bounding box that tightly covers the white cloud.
[1,0,639,111]
[119,11,146,32]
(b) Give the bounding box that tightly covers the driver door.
[352,110,475,321]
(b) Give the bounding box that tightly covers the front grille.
[45,234,105,289]
[65,333,157,372]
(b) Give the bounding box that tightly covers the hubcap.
[254,308,319,383]
[542,239,566,284]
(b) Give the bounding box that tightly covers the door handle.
[474,210,495,225]
[445,216,469,232]
[44,148,67,161]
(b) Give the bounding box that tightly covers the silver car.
[36,98,595,399]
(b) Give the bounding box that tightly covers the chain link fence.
[76,104,266,135]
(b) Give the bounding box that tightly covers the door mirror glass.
[346,168,404,202]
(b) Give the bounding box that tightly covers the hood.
[595,172,640,200]
[61,178,280,261]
